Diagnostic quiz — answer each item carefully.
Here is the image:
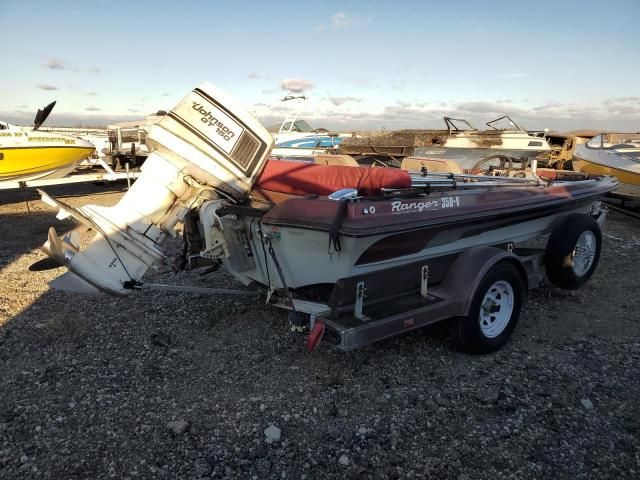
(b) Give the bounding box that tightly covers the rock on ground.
[0,185,639,479]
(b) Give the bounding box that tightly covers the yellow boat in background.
[0,102,95,182]
[573,133,640,200]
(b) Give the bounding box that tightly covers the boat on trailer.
[38,83,617,353]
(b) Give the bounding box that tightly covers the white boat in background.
[106,115,165,168]
[266,95,353,145]
[413,116,551,169]
[342,116,551,168]
[572,133,640,199]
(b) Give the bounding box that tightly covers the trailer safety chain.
[264,235,296,313]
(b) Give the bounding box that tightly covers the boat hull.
[246,203,597,289]
[242,177,616,289]
[0,145,95,181]
[573,159,640,199]
[572,144,640,200]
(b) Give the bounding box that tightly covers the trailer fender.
[433,247,529,318]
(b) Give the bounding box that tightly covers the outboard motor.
[40,82,274,294]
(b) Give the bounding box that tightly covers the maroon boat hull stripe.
[354,196,594,265]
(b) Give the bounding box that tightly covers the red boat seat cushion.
[253,159,411,197]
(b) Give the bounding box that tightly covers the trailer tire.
[545,214,601,290]
[452,262,525,354]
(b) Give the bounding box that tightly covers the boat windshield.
[280,119,314,133]
[485,115,524,132]
[444,117,475,133]
[587,133,640,149]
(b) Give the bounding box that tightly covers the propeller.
[33,101,56,131]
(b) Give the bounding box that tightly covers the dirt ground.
[0,184,639,479]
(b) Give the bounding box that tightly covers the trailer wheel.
[545,214,601,290]
[452,262,525,354]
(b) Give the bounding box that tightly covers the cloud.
[128,108,140,113]
[89,66,101,74]
[331,12,371,28]
[328,96,362,106]
[43,58,66,70]
[315,12,371,31]
[85,106,102,112]
[604,103,640,115]
[257,93,640,131]
[162,92,171,96]
[249,73,270,80]
[497,99,513,104]
[532,102,564,112]
[454,101,511,114]
[280,78,314,93]
[0,109,148,127]
[37,84,58,91]
[603,96,640,105]
[87,92,98,96]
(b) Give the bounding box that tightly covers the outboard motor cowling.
[40,82,274,295]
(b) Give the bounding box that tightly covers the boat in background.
[0,102,95,182]
[269,134,346,161]
[105,114,165,169]
[266,95,354,144]
[340,115,551,169]
[572,133,640,199]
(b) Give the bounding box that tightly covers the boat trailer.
[270,245,546,352]
[111,198,607,354]
[127,244,552,352]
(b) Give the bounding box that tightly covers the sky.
[1,0,639,131]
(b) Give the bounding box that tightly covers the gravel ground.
[1,185,639,479]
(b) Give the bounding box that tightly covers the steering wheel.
[471,155,514,176]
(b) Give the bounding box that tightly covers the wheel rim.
[572,230,596,277]
[479,281,514,338]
